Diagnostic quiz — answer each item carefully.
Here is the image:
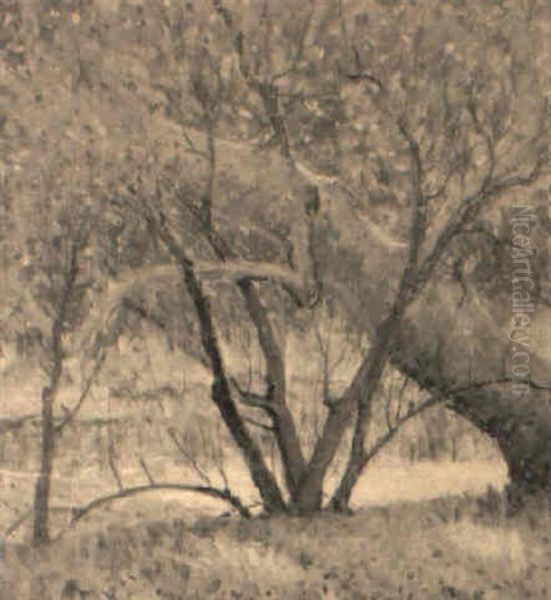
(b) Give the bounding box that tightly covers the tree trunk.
[238,279,306,501]
[392,319,551,506]
[32,239,78,544]
[293,472,324,514]
[151,216,287,513]
[323,312,402,512]
[450,387,551,506]
[32,387,56,546]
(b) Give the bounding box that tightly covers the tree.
[2,0,550,523]
[0,73,109,542]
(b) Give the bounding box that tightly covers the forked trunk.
[293,474,324,514]
[150,216,287,513]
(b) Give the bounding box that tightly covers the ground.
[1,461,550,600]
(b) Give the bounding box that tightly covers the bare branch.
[4,510,33,537]
[273,2,315,80]
[229,377,275,413]
[491,151,547,193]
[315,326,333,407]
[395,374,409,421]
[363,393,443,466]
[217,463,230,492]
[167,427,212,486]
[424,160,462,200]
[4,507,70,538]
[397,116,426,278]
[182,127,208,158]
[416,151,546,292]
[212,0,257,88]
[107,433,123,491]
[55,351,106,434]
[197,259,308,300]
[467,89,496,180]
[384,378,394,433]
[139,457,155,486]
[244,416,275,432]
[71,483,252,522]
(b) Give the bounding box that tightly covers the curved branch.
[71,483,251,522]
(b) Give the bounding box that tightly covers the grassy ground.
[2,487,550,600]
[0,459,508,538]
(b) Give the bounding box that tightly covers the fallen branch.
[71,483,251,521]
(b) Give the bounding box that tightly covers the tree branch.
[55,351,106,434]
[364,393,443,470]
[416,151,546,292]
[139,457,156,486]
[71,483,252,522]
[397,116,427,281]
[229,376,276,413]
[424,159,462,200]
[107,433,123,491]
[167,427,212,486]
[244,416,275,432]
[273,2,315,81]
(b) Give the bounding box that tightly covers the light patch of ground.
[1,459,508,544]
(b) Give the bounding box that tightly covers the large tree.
[2,0,550,521]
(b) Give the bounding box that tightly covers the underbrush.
[1,493,550,599]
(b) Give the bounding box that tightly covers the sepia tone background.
[1,0,550,598]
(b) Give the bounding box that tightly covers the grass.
[1,487,550,599]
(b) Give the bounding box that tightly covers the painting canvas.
[1,1,550,598]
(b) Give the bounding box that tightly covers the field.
[3,459,550,600]
[0,356,541,599]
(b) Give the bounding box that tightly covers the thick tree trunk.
[32,387,56,546]
[238,279,306,501]
[392,318,551,506]
[294,473,324,514]
[451,387,551,505]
